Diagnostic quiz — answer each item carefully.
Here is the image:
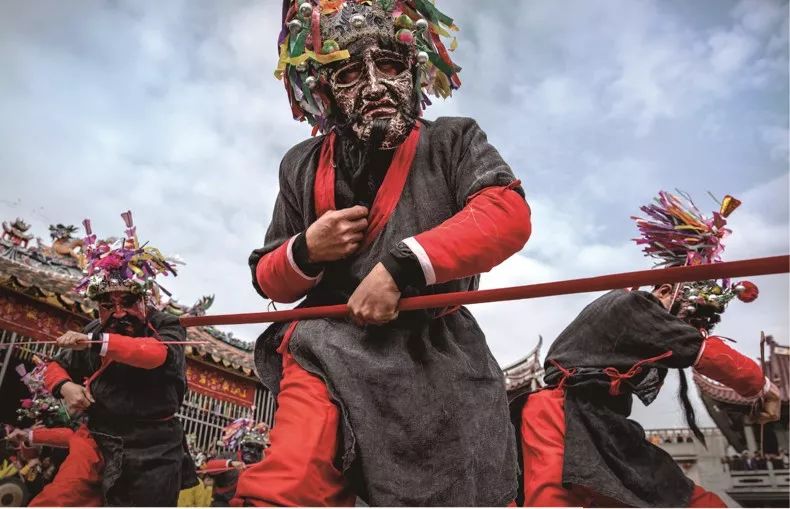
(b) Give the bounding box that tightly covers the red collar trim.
[314,124,422,248]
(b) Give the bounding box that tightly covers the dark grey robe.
[249,117,521,506]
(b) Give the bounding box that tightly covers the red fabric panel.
[362,124,421,249]
[29,425,103,507]
[414,184,531,284]
[105,334,167,369]
[314,132,337,218]
[313,124,421,249]
[255,238,318,303]
[520,388,587,507]
[687,484,727,507]
[43,361,72,394]
[695,336,765,398]
[232,351,354,507]
[31,427,74,448]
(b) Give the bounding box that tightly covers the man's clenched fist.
[306,205,368,263]
[348,262,401,326]
[60,381,94,416]
[56,330,91,351]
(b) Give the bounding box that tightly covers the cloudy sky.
[1,0,788,428]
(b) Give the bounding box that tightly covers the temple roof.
[0,221,255,377]
[502,336,544,393]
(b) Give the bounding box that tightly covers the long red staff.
[180,255,789,328]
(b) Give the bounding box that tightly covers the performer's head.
[325,35,417,149]
[634,191,758,332]
[75,211,179,332]
[651,282,725,331]
[239,440,264,464]
[276,0,461,149]
[221,419,269,464]
[95,290,147,336]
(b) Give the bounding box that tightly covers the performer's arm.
[43,360,73,397]
[89,312,183,370]
[382,183,531,289]
[254,234,323,303]
[204,458,232,470]
[694,336,771,399]
[89,333,167,369]
[29,427,74,449]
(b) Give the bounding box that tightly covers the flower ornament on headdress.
[15,358,71,428]
[632,191,758,327]
[220,418,271,450]
[74,211,181,300]
[276,0,461,134]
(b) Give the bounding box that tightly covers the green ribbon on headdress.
[414,0,454,27]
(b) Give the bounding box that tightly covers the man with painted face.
[203,420,268,506]
[33,212,196,506]
[234,1,532,506]
[511,192,781,507]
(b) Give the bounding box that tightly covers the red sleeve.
[30,428,74,448]
[204,458,231,470]
[43,361,72,394]
[409,183,532,285]
[103,334,168,369]
[255,235,322,303]
[694,336,766,398]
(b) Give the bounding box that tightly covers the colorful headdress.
[75,211,180,300]
[632,191,758,324]
[219,418,271,450]
[276,0,461,133]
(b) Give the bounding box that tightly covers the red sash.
[314,124,421,249]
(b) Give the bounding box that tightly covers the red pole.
[180,255,789,328]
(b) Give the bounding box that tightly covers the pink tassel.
[82,219,93,236]
[120,210,134,228]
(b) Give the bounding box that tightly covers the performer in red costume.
[234,0,531,506]
[202,419,269,506]
[6,425,104,507]
[30,212,196,506]
[511,191,781,507]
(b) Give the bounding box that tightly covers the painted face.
[240,442,263,465]
[96,291,147,336]
[328,44,416,149]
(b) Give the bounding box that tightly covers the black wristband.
[52,380,69,399]
[381,241,427,293]
[292,232,324,278]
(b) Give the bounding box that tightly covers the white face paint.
[328,44,416,148]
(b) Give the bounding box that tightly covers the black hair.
[678,368,706,447]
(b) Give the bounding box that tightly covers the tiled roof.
[0,233,255,376]
[502,336,544,392]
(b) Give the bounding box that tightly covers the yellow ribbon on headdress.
[275,40,351,79]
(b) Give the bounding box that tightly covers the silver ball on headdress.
[304,76,317,89]
[288,19,303,34]
[685,305,697,313]
[414,18,429,32]
[295,61,308,72]
[707,294,719,302]
[350,14,365,29]
[417,51,429,65]
[734,284,746,293]
[298,2,313,18]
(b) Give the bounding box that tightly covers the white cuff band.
[286,236,323,282]
[99,333,110,357]
[402,237,436,285]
